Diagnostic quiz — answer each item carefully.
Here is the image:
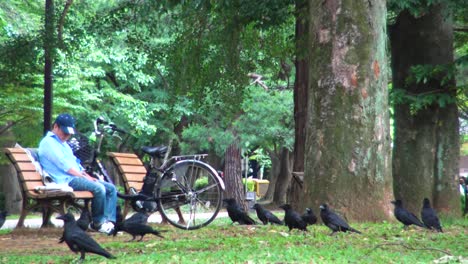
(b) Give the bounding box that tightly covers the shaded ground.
[0,228,118,255]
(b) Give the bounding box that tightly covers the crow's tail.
[349,227,362,234]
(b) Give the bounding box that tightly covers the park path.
[1,211,230,230]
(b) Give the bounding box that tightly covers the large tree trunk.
[273,147,293,205]
[390,5,460,215]
[0,125,21,214]
[288,0,309,208]
[224,142,246,209]
[303,0,393,221]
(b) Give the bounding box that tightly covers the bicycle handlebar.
[94,117,127,135]
[109,123,127,134]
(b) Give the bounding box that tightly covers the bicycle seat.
[141,146,168,159]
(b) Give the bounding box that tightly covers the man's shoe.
[90,222,114,234]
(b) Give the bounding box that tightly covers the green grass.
[0,215,467,263]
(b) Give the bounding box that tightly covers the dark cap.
[55,113,76,134]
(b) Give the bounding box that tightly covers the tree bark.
[390,5,460,215]
[303,0,393,221]
[288,0,309,209]
[273,147,293,205]
[44,0,55,135]
[223,142,246,209]
[0,125,21,214]
[262,151,280,203]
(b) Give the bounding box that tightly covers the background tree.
[288,0,309,208]
[389,1,462,215]
[303,0,393,221]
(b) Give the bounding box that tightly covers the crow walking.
[76,205,91,231]
[279,204,307,232]
[319,204,361,235]
[56,213,115,261]
[223,198,256,225]
[301,208,317,226]
[252,203,283,225]
[391,200,426,229]
[113,221,166,242]
[126,211,150,225]
[421,198,443,232]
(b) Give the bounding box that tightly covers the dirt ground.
[0,228,117,255]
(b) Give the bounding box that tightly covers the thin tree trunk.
[390,5,460,215]
[44,0,55,135]
[273,147,293,205]
[303,0,393,221]
[263,151,280,203]
[224,142,246,209]
[288,0,309,209]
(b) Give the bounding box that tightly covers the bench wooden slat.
[18,171,43,181]
[16,162,37,172]
[108,152,141,158]
[118,165,147,174]
[24,181,46,190]
[113,156,144,166]
[123,173,146,182]
[8,153,31,162]
[71,191,94,199]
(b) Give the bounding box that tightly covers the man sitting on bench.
[38,113,117,234]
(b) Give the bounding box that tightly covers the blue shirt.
[38,131,84,184]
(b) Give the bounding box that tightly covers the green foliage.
[241,178,255,192]
[181,86,293,156]
[194,176,209,189]
[390,64,459,114]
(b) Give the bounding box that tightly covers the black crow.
[223,198,256,225]
[56,213,115,261]
[0,211,8,229]
[126,211,150,225]
[114,221,166,242]
[421,198,443,232]
[319,204,361,235]
[279,204,307,232]
[252,203,283,225]
[76,205,91,231]
[391,200,426,229]
[301,208,317,226]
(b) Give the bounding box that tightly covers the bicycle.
[68,116,127,184]
[69,117,226,230]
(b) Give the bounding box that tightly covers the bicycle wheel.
[156,159,224,230]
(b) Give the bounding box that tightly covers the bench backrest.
[107,152,146,192]
[4,148,45,198]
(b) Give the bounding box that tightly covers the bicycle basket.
[67,133,94,165]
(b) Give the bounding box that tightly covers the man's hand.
[82,172,97,181]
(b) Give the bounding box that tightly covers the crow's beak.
[56,215,65,220]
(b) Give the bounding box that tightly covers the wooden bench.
[108,151,187,224]
[4,147,93,228]
[107,152,146,217]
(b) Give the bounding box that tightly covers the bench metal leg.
[16,198,29,228]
